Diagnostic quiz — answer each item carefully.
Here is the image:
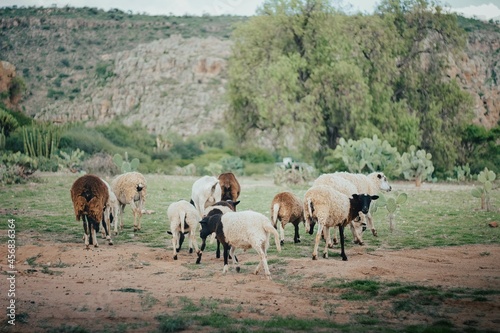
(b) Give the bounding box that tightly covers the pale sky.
[0,0,499,20]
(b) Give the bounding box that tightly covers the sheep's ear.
[352,194,359,199]
[211,182,218,194]
[234,200,240,206]
[377,174,382,179]
[371,195,379,200]
[167,231,173,235]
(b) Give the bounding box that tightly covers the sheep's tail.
[271,203,280,228]
[179,211,187,234]
[264,221,281,252]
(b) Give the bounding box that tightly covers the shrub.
[240,146,275,163]
[0,152,38,184]
[81,152,119,176]
[0,108,19,136]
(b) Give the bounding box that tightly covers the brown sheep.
[270,192,304,245]
[70,174,110,249]
[218,172,241,202]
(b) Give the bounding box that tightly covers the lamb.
[270,191,304,245]
[190,175,222,217]
[101,178,120,238]
[166,200,201,260]
[111,171,147,232]
[198,210,281,279]
[203,200,239,259]
[218,172,241,202]
[334,171,392,237]
[313,174,365,245]
[303,185,378,261]
[70,174,109,249]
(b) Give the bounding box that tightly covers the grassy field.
[1,172,499,251]
[1,172,499,333]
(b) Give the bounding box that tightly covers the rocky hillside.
[0,7,499,138]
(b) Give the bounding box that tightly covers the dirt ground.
[1,238,499,332]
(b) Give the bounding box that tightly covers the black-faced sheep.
[190,176,222,217]
[198,210,281,280]
[335,172,391,237]
[167,200,201,260]
[70,174,109,249]
[270,191,304,245]
[304,185,378,261]
[111,171,147,232]
[218,172,241,202]
[197,200,239,263]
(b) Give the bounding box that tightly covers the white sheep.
[303,185,378,261]
[111,171,147,232]
[190,176,222,217]
[270,191,304,245]
[198,210,281,280]
[313,174,365,245]
[334,171,392,237]
[167,200,201,260]
[100,178,121,242]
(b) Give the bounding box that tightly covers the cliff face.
[34,35,232,137]
[450,31,500,128]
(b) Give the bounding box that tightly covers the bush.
[240,146,275,163]
[95,121,155,152]
[82,152,119,176]
[0,108,19,136]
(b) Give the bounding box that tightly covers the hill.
[0,7,498,138]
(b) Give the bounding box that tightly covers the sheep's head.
[373,172,392,192]
[350,194,378,222]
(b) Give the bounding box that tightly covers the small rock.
[488,221,498,228]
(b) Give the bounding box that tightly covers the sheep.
[111,171,147,232]
[335,171,392,237]
[190,175,222,217]
[312,174,365,245]
[203,200,240,259]
[218,172,241,202]
[270,191,304,245]
[198,210,281,280]
[100,178,120,239]
[303,185,378,261]
[166,200,201,260]
[70,174,109,249]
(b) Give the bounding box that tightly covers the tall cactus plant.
[113,152,140,173]
[400,145,434,187]
[471,168,496,211]
[372,192,408,232]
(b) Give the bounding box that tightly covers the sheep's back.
[221,211,270,248]
[112,172,147,203]
[271,192,303,221]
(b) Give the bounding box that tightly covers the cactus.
[400,145,434,187]
[333,135,400,177]
[113,152,140,173]
[471,168,496,211]
[22,124,62,159]
[454,164,471,182]
[372,192,408,232]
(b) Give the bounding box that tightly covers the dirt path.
[1,241,499,332]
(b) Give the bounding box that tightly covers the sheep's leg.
[255,244,271,280]
[312,223,323,260]
[177,232,185,252]
[119,204,125,231]
[293,222,301,243]
[279,220,286,245]
[188,236,193,254]
[350,221,364,245]
[113,210,119,235]
[366,212,377,236]
[91,224,98,248]
[190,230,200,258]
[339,225,347,261]
[196,237,206,264]
[216,240,221,259]
[323,226,331,258]
[130,201,141,232]
[83,218,90,250]
[222,243,230,274]
[102,216,113,245]
[172,231,179,260]
[230,246,240,273]
[332,226,339,245]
